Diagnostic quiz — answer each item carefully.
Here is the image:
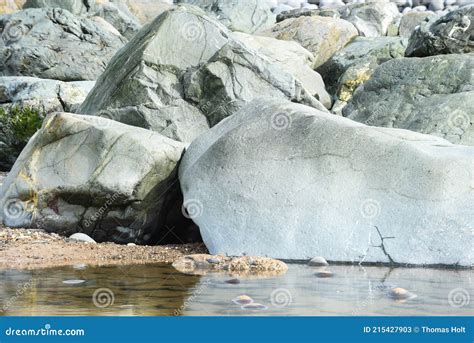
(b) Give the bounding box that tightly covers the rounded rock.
[62,279,86,285]
[308,256,329,266]
[232,295,254,305]
[389,287,417,300]
[69,233,96,244]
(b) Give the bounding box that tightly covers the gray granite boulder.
[0,112,186,244]
[94,2,142,39]
[261,15,358,68]
[344,54,474,146]
[232,32,332,109]
[7,2,141,47]
[0,77,95,114]
[338,1,401,37]
[23,0,96,15]
[110,0,174,24]
[0,77,95,171]
[0,8,127,81]
[176,0,275,33]
[406,5,474,56]
[79,6,324,141]
[398,11,436,38]
[317,37,407,112]
[179,98,474,266]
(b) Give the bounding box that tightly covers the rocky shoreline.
[0,0,473,269]
[0,226,208,270]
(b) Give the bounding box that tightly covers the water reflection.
[0,264,472,316]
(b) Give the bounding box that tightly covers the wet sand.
[0,227,207,270]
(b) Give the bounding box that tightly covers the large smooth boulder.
[0,8,127,81]
[0,112,187,244]
[179,98,474,266]
[405,5,474,56]
[176,0,275,33]
[261,15,358,68]
[344,54,474,146]
[79,6,324,141]
[232,32,331,108]
[338,1,401,37]
[0,77,95,113]
[317,37,407,111]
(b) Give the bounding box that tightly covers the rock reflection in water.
[0,264,201,316]
[0,264,472,316]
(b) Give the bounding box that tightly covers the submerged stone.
[232,295,254,305]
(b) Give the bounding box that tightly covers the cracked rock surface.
[344,54,474,146]
[231,32,332,109]
[179,98,474,266]
[0,8,127,81]
[406,5,474,57]
[0,112,186,244]
[79,5,325,143]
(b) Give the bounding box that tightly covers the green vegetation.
[0,106,44,171]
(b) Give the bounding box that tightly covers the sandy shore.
[0,227,207,270]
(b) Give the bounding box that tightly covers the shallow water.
[0,264,472,316]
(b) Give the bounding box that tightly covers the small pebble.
[225,278,241,284]
[207,258,221,264]
[315,270,334,278]
[241,303,268,311]
[127,243,136,247]
[308,256,329,266]
[232,295,253,305]
[62,279,86,285]
[389,287,417,301]
[72,263,87,270]
[69,233,96,244]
